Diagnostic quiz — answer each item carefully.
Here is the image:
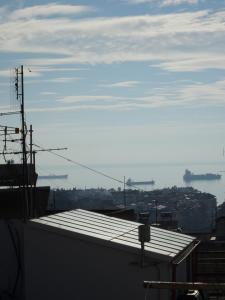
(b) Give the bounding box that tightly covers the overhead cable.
[33,142,142,190]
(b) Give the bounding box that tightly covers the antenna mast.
[15,65,29,219]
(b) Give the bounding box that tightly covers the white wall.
[24,224,173,300]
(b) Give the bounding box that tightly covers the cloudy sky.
[0,0,225,167]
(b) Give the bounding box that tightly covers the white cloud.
[27,103,133,113]
[57,95,125,103]
[161,0,199,7]
[0,66,87,85]
[101,81,140,88]
[177,80,225,106]
[126,0,200,6]
[32,67,87,72]
[151,54,225,72]
[9,3,93,20]
[0,68,41,77]
[48,77,81,83]
[0,105,14,110]
[40,92,57,96]
[0,69,12,77]
[0,6,225,72]
[26,78,225,113]
[125,0,154,3]
[23,77,82,84]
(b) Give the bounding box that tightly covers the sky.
[1,0,225,168]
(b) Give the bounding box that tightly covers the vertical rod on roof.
[15,67,19,100]
[155,199,158,224]
[30,125,33,166]
[29,124,34,217]
[123,176,126,208]
[20,65,29,220]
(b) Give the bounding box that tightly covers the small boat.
[38,174,68,180]
[126,178,155,186]
[183,169,221,182]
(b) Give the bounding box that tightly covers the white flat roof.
[30,209,196,262]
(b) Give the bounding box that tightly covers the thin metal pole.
[33,151,36,217]
[155,199,158,224]
[20,65,28,220]
[123,176,126,208]
[29,125,34,217]
[15,67,19,100]
[30,125,33,166]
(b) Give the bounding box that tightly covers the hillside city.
[49,186,220,234]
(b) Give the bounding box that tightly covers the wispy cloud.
[0,5,225,72]
[100,81,140,88]
[152,54,225,72]
[57,95,125,103]
[176,80,225,106]
[161,0,199,7]
[9,3,93,20]
[26,78,225,113]
[31,67,87,73]
[48,77,81,83]
[126,0,200,6]
[27,103,134,113]
[40,92,57,96]
[0,68,41,77]
[0,66,87,85]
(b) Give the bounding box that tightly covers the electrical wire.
[0,124,143,191]
[0,133,144,190]
[0,126,144,190]
[109,225,139,241]
[33,142,145,191]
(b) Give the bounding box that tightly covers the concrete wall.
[0,220,24,300]
[0,220,191,300]
[24,224,173,300]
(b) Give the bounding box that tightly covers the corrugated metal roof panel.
[31,209,196,261]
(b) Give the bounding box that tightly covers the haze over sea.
[37,161,225,206]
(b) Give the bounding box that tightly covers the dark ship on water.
[126,178,155,186]
[38,174,68,180]
[183,169,222,182]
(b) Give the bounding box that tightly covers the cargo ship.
[126,178,155,186]
[183,169,221,182]
[38,174,68,180]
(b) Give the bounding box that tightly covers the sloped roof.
[30,209,196,262]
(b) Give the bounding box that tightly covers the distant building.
[158,211,178,230]
[215,216,225,241]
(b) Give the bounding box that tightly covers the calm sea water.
[36,162,225,205]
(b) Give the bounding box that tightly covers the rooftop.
[29,209,196,262]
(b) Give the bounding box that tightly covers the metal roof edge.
[26,219,171,263]
[172,239,200,265]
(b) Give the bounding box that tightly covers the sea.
[36,162,225,206]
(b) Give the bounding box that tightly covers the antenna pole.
[15,67,19,100]
[21,65,27,172]
[29,124,34,217]
[16,65,29,220]
[123,176,126,208]
[22,65,28,219]
[30,125,33,165]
